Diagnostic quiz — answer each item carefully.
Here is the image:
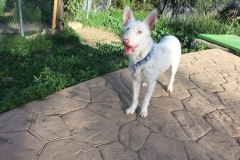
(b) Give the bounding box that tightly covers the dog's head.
[122,6,157,55]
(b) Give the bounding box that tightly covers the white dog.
[122,6,181,117]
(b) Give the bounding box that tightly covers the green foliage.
[229,16,240,35]
[11,1,42,23]
[112,0,153,10]
[112,0,229,13]
[194,0,229,15]
[51,27,82,45]
[162,14,240,38]
[64,0,84,23]
[153,11,240,53]
[0,0,52,24]
[190,42,208,53]
[81,9,148,36]
[22,6,41,23]
[114,0,136,8]
[236,50,240,56]
[0,0,6,15]
[0,27,127,113]
[81,9,123,36]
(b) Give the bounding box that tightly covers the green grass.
[0,27,127,113]
[81,9,148,37]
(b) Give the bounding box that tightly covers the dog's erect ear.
[123,6,135,26]
[144,9,158,30]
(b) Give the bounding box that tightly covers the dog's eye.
[125,27,130,31]
[137,30,142,34]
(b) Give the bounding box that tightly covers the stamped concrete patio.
[0,49,240,160]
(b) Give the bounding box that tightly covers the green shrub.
[114,0,136,9]
[0,0,6,15]
[13,2,42,23]
[64,0,84,23]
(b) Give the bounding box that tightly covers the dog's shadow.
[156,80,171,95]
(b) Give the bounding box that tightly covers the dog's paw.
[142,82,147,87]
[139,110,148,118]
[125,107,136,114]
[167,85,173,93]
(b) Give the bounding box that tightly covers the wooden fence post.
[56,0,64,30]
[52,0,58,30]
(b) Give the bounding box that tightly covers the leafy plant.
[194,0,229,16]
[64,0,84,23]
[12,1,42,23]
[114,0,136,8]
[0,0,6,15]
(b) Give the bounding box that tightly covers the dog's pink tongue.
[124,46,133,54]
[124,45,137,54]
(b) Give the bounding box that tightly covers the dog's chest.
[141,65,156,79]
[129,52,164,82]
[130,62,157,82]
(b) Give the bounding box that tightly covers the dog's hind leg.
[126,80,141,114]
[167,60,179,93]
[139,82,156,117]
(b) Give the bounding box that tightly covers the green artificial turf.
[198,34,240,52]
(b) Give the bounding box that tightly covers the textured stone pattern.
[0,49,240,160]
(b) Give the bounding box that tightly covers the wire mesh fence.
[82,0,112,18]
[0,0,53,42]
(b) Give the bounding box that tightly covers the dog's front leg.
[125,79,141,114]
[139,82,156,117]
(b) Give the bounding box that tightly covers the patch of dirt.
[75,27,121,46]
